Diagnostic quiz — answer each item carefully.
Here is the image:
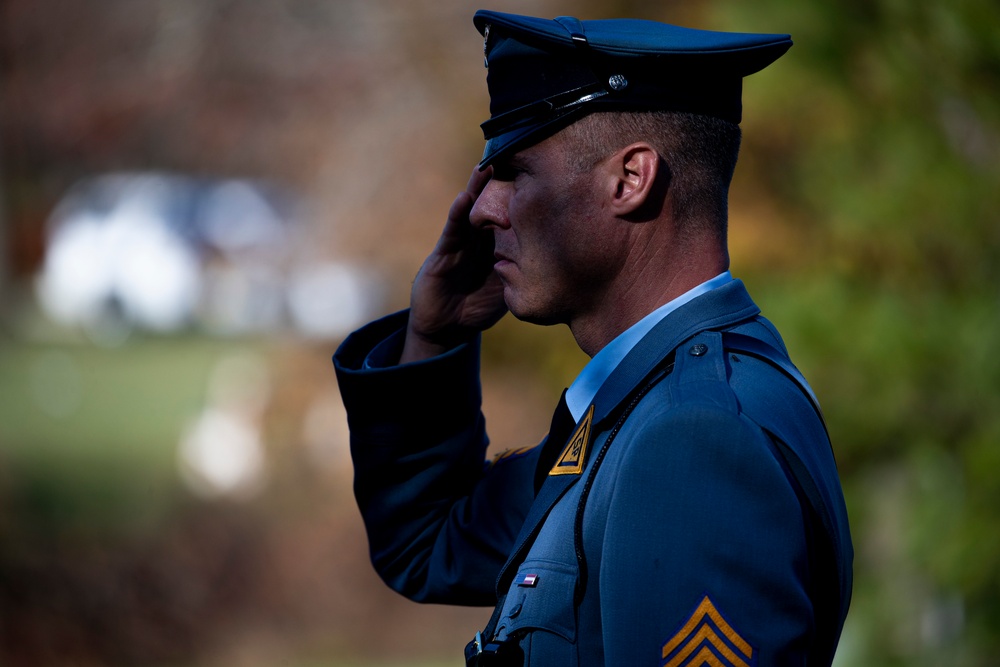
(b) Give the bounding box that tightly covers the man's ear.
[606,142,662,218]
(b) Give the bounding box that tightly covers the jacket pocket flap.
[499,561,578,642]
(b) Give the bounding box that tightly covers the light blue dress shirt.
[564,271,733,421]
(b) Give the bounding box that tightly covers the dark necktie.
[533,390,576,493]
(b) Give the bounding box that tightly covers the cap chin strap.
[480,82,609,139]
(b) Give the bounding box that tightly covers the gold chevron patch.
[549,405,594,476]
[661,596,754,667]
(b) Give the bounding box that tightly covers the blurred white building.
[35,172,381,343]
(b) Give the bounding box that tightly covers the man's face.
[470,132,629,326]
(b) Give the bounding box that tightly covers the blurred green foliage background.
[712,2,1000,664]
[1,0,998,665]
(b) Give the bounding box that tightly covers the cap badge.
[483,24,491,68]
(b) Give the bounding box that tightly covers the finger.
[441,165,492,242]
[434,190,476,256]
[444,189,473,230]
[465,164,492,198]
[436,165,493,252]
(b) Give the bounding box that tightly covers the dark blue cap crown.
[474,10,792,167]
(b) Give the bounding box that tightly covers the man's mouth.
[493,251,513,267]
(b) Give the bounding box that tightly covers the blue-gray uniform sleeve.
[333,310,538,605]
[599,404,815,666]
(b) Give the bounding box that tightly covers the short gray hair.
[562,111,741,242]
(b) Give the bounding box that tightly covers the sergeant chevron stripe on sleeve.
[661,596,754,667]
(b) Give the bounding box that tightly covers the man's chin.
[505,294,564,327]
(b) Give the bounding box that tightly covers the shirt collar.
[564,271,733,421]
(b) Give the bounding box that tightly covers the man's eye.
[492,165,524,181]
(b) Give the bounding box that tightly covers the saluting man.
[335,10,853,666]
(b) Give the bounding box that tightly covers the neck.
[568,237,728,357]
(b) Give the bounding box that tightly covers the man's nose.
[469,178,510,230]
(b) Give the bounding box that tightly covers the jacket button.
[509,603,522,618]
[689,343,708,356]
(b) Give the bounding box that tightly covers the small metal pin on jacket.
[608,74,628,91]
[518,573,539,587]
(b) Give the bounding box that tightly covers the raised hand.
[400,166,507,363]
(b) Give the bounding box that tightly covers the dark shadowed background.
[1,1,998,665]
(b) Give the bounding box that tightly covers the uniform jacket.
[334,279,853,666]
